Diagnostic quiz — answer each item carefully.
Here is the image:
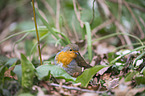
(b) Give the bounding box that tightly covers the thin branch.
[139,17,145,29]
[108,0,145,12]
[73,0,84,28]
[114,20,133,49]
[41,0,56,21]
[34,2,48,23]
[97,0,111,18]
[72,22,79,41]
[118,0,122,20]
[96,0,106,20]
[32,0,42,65]
[123,0,144,39]
[56,0,60,31]
[90,0,96,24]
[92,18,115,36]
[48,83,106,94]
[116,0,125,45]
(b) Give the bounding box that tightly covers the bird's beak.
[75,51,79,55]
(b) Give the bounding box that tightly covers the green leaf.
[142,67,145,76]
[36,64,76,82]
[21,54,35,90]
[13,65,22,83]
[18,93,34,96]
[125,71,137,82]
[107,52,117,63]
[76,65,108,87]
[135,76,145,84]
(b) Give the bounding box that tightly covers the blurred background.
[0,0,145,62]
[0,0,145,95]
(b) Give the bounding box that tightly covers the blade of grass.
[0,30,35,44]
[13,32,30,54]
[0,27,50,44]
[85,22,92,62]
[92,33,144,47]
[14,33,30,45]
[40,41,48,51]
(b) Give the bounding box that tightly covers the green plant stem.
[32,0,42,65]
[110,45,145,64]
[113,42,145,51]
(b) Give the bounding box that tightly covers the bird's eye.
[70,49,72,51]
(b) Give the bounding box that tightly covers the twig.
[92,18,115,36]
[96,1,106,20]
[34,2,48,23]
[139,17,145,28]
[73,0,84,28]
[123,0,144,39]
[114,20,133,49]
[72,22,79,41]
[40,82,51,93]
[48,83,106,94]
[56,0,60,31]
[90,0,96,24]
[118,0,122,21]
[116,0,125,45]
[41,0,56,21]
[97,0,111,18]
[32,0,42,65]
[113,42,145,52]
[108,0,145,12]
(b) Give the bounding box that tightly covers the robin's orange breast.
[56,50,78,68]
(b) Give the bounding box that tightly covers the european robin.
[54,44,91,77]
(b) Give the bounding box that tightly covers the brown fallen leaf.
[126,87,145,96]
[4,66,17,80]
[104,78,119,90]
[81,93,98,96]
